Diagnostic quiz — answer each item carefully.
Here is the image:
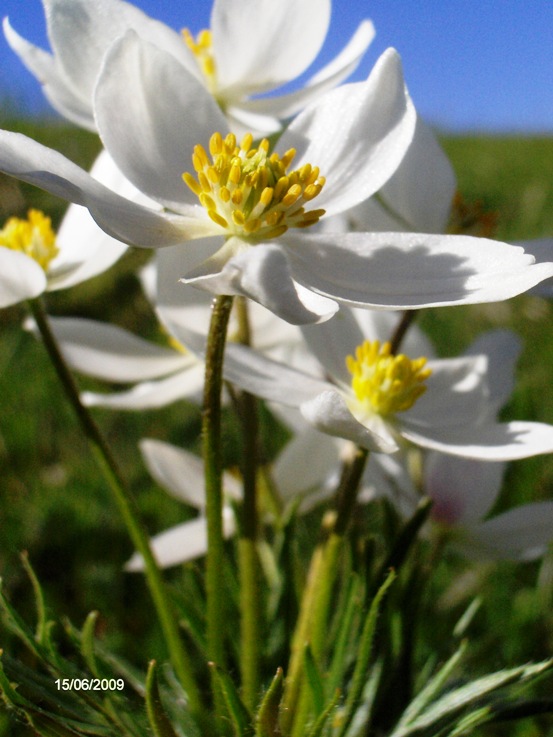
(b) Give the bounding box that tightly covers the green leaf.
[303,645,325,718]
[255,667,284,737]
[337,569,396,737]
[145,660,180,737]
[209,662,254,737]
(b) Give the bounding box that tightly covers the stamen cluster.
[182,132,326,241]
[346,340,431,417]
[0,209,58,271]
[182,28,217,93]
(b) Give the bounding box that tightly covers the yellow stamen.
[182,28,217,93]
[182,132,326,241]
[346,340,432,417]
[0,209,58,271]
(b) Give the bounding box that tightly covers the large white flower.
[1,39,552,324]
[221,310,553,459]
[126,429,341,570]
[0,152,128,308]
[4,0,374,136]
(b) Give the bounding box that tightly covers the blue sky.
[1,0,552,133]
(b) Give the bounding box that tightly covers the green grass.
[1,119,553,734]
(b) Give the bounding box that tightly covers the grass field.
[1,118,553,735]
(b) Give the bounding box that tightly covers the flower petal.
[183,241,339,325]
[424,452,505,525]
[212,0,330,96]
[283,231,553,309]
[223,342,331,407]
[300,389,399,453]
[125,507,236,570]
[280,48,416,217]
[139,439,207,508]
[94,31,227,211]
[0,129,210,247]
[236,20,375,120]
[458,502,553,561]
[31,316,192,381]
[82,363,206,410]
[402,421,553,461]
[0,249,46,307]
[344,116,457,233]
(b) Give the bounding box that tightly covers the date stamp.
[55,678,125,692]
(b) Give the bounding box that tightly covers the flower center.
[183,132,326,241]
[0,209,58,271]
[182,28,217,94]
[346,340,431,417]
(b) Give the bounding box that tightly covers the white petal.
[280,48,416,217]
[402,421,553,461]
[237,20,375,120]
[33,316,192,381]
[212,0,330,96]
[0,249,46,306]
[139,438,239,511]
[223,342,330,407]
[140,439,206,508]
[3,16,96,130]
[348,116,456,233]
[405,355,489,429]
[125,508,236,570]
[423,452,505,525]
[520,238,553,296]
[300,390,399,453]
[183,241,339,325]
[464,330,521,415]
[0,129,206,247]
[273,429,341,502]
[82,363,206,410]
[283,231,553,309]
[95,32,227,211]
[458,502,553,561]
[47,0,194,124]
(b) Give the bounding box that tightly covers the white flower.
[0,150,128,307]
[126,429,341,569]
[4,0,374,136]
[1,40,552,324]
[221,310,553,459]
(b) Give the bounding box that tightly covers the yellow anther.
[182,131,326,240]
[0,209,58,271]
[346,340,431,418]
[182,27,217,93]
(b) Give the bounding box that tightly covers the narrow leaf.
[255,667,284,737]
[209,662,254,737]
[145,660,180,737]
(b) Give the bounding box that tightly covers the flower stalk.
[27,296,201,713]
[202,294,234,672]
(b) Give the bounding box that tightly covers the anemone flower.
[219,309,553,459]
[0,149,128,307]
[1,39,552,324]
[4,0,375,136]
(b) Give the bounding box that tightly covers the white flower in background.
[1,40,552,324]
[4,0,375,136]
[0,151,127,307]
[37,243,310,410]
[221,309,553,459]
[126,429,342,569]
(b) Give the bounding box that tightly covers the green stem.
[233,297,262,710]
[28,297,201,713]
[203,294,234,672]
